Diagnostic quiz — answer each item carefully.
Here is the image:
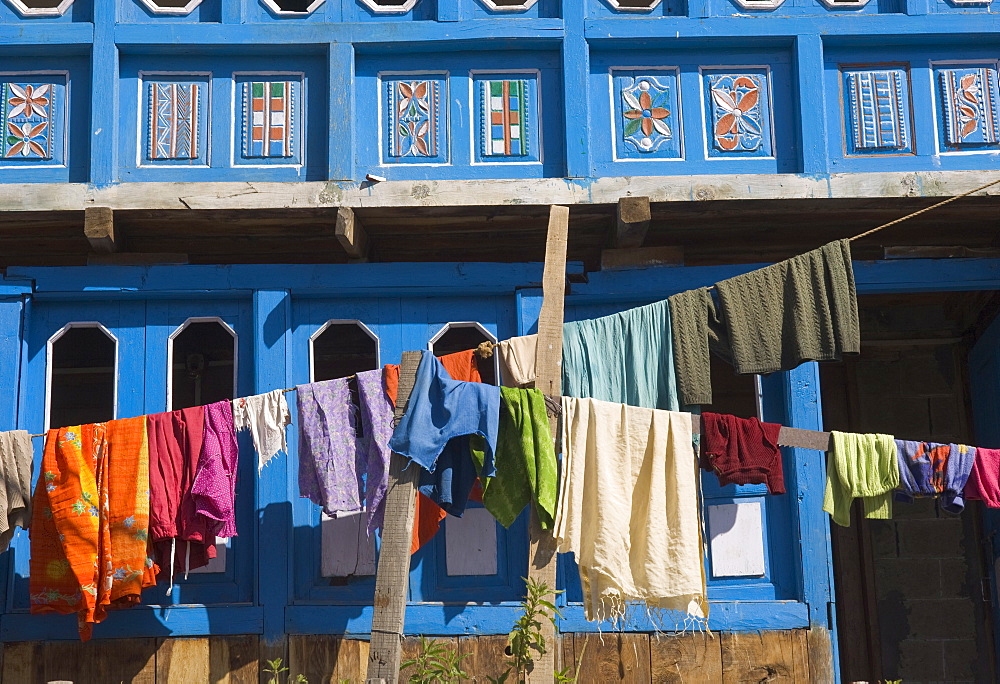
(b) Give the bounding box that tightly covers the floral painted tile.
[612,70,681,160]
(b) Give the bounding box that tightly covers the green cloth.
[562,298,680,412]
[670,240,860,407]
[823,431,899,527]
[473,387,558,530]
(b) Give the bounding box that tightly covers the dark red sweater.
[700,412,785,494]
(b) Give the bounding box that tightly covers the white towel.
[233,390,291,472]
[497,334,538,388]
[554,397,707,622]
[0,430,33,551]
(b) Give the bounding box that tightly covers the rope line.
[849,176,1000,242]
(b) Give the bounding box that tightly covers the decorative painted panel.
[937,65,1000,150]
[702,69,773,158]
[142,77,209,165]
[245,81,294,158]
[842,67,913,155]
[235,75,302,166]
[484,79,527,157]
[473,73,540,164]
[1,82,59,162]
[384,75,447,164]
[612,69,681,160]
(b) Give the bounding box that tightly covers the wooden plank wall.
[0,630,821,683]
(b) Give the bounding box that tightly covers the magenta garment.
[356,368,394,536]
[966,447,1000,508]
[191,400,240,539]
[297,378,364,517]
[147,407,215,574]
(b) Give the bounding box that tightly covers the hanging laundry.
[895,440,976,514]
[700,412,785,494]
[30,419,157,640]
[147,407,215,578]
[191,400,240,540]
[554,397,707,622]
[823,431,898,527]
[356,368,394,536]
[296,378,363,518]
[389,350,499,477]
[233,389,291,471]
[384,362,445,553]
[388,351,500,552]
[0,430,33,551]
[473,387,557,529]
[965,446,1000,508]
[670,240,860,406]
[563,299,680,412]
[497,334,538,388]
[667,287,726,407]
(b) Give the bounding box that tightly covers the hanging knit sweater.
[670,240,860,407]
[823,431,899,527]
[700,412,785,494]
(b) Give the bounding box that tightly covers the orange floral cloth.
[385,349,485,554]
[30,418,157,640]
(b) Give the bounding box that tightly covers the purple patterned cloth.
[356,369,394,536]
[191,400,240,539]
[296,378,364,517]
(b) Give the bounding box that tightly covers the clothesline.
[700,176,1000,292]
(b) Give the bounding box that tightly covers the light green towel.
[823,431,899,527]
[474,387,558,530]
[562,298,680,412]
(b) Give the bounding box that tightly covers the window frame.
[45,321,119,431]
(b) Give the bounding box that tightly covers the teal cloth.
[562,299,679,411]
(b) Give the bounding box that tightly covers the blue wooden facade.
[2,0,1000,680]
[1,0,999,184]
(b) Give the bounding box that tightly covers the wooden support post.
[527,205,570,683]
[84,206,118,253]
[366,351,423,684]
[613,196,651,248]
[335,206,370,260]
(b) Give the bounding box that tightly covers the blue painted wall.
[3,256,997,641]
[0,0,998,183]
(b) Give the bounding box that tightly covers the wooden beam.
[526,205,569,683]
[600,245,683,271]
[335,206,369,260]
[84,206,117,253]
[613,196,651,248]
[1,170,997,212]
[366,351,423,684]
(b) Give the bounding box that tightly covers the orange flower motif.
[8,84,50,119]
[710,76,762,152]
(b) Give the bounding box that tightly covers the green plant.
[486,576,580,684]
[400,636,472,683]
[262,657,308,684]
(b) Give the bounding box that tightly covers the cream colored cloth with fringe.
[554,397,707,622]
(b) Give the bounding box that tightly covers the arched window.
[137,0,204,15]
[359,0,419,12]
[261,0,326,15]
[311,320,380,579]
[477,0,538,10]
[47,323,117,430]
[310,320,379,382]
[429,321,497,385]
[604,0,661,10]
[5,0,74,17]
[168,318,237,411]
